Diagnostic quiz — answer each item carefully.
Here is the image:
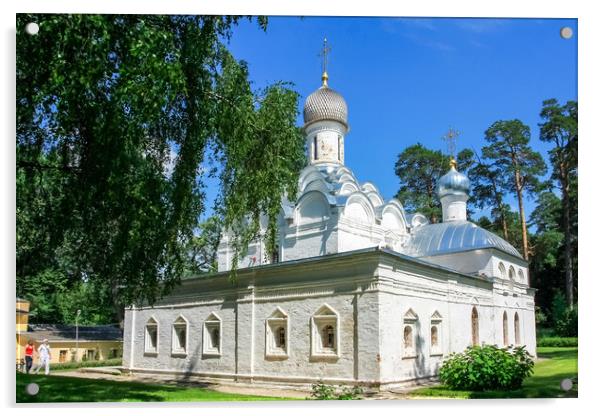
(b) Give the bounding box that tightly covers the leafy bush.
[537,337,578,347]
[439,345,534,391]
[309,381,363,400]
[50,357,122,371]
[551,292,578,337]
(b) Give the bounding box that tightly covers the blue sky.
[206,16,577,220]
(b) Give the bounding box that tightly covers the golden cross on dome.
[318,37,331,86]
[442,127,461,167]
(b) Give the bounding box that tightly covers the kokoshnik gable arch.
[123,45,536,390]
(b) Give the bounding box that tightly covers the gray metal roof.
[23,324,123,342]
[405,220,522,259]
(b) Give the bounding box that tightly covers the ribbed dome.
[437,165,470,199]
[303,85,348,128]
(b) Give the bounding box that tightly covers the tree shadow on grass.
[17,374,181,403]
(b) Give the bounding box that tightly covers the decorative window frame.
[310,304,340,360]
[202,312,222,358]
[429,311,443,356]
[171,315,188,357]
[403,308,418,359]
[265,307,289,360]
[144,316,159,356]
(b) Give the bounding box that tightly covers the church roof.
[405,220,522,259]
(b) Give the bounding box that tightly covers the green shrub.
[537,337,578,347]
[309,381,363,400]
[439,345,534,391]
[50,357,122,371]
[551,292,578,337]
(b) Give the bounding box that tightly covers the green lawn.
[16,373,293,403]
[410,347,578,399]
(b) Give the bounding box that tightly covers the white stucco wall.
[124,249,537,389]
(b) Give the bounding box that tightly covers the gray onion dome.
[437,162,470,199]
[303,84,348,128]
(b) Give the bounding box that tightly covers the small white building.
[123,68,536,390]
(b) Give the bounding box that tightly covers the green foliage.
[537,337,578,347]
[394,143,448,223]
[482,119,547,259]
[309,381,363,400]
[550,292,578,337]
[439,345,534,391]
[49,357,122,371]
[16,14,304,320]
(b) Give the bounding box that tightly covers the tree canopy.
[16,14,305,323]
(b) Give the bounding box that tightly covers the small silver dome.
[437,164,470,199]
[303,85,348,128]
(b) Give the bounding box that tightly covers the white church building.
[122,65,536,390]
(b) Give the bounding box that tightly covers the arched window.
[211,327,220,350]
[203,312,222,357]
[471,307,479,346]
[514,312,521,345]
[171,316,188,356]
[322,325,335,348]
[144,317,158,355]
[404,326,413,349]
[313,136,318,160]
[518,269,525,283]
[508,266,516,291]
[503,311,509,346]
[430,326,438,347]
[276,327,286,348]
[498,263,507,279]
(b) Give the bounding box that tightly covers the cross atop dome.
[442,127,461,167]
[319,38,331,86]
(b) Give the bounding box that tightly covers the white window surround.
[171,315,188,357]
[403,308,418,359]
[265,307,289,360]
[144,317,159,355]
[430,311,443,356]
[310,304,340,360]
[203,312,222,358]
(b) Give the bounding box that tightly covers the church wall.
[124,248,537,388]
[280,221,339,262]
[124,301,238,377]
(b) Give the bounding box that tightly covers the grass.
[16,373,292,403]
[410,347,578,399]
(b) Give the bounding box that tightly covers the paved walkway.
[52,367,439,400]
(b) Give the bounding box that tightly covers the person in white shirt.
[34,339,51,375]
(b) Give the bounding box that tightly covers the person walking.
[34,339,51,375]
[24,339,34,374]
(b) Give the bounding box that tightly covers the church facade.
[122,66,536,390]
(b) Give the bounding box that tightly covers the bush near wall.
[49,358,122,371]
[537,337,578,347]
[439,345,534,391]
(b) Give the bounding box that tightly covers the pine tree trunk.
[515,172,529,260]
[560,164,574,309]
